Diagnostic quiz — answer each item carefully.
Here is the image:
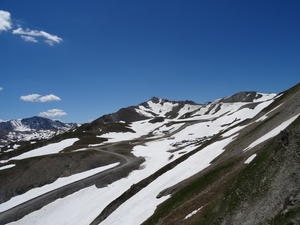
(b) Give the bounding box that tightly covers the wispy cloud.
[0,87,3,91]
[21,35,38,43]
[12,27,63,46]
[20,94,61,102]
[39,109,67,118]
[0,10,62,46]
[0,10,12,33]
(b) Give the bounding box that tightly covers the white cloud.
[39,109,67,118]
[0,10,12,33]
[20,94,41,102]
[20,94,61,102]
[21,35,38,43]
[0,10,62,46]
[0,87,3,91]
[38,94,61,102]
[12,27,62,45]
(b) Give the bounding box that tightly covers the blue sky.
[0,1,299,123]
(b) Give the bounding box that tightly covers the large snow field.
[0,163,119,213]
[171,99,275,143]
[101,134,238,225]
[99,99,275,145]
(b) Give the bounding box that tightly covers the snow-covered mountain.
[83,92,276,134]
[0,116,78,147]
[0,84,300,225]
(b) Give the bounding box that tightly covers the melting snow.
[253,93,277,102]
[255,103,284,122]
[0,163,119,213]
[10,138,78,160]
[244,114,299,151]
[1,138,78,164]
[244,154,257,164]
[0,164,15,171]
[184,206,203,220]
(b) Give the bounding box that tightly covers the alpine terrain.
[0,83,300,225]
[0,116,78,148]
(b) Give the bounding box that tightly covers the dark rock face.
[219,91,263,103]
[0,116,75,132]
[0,123,13,131]
[20,116,74,130]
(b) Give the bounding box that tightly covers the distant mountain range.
[0,84,300,225]
[0,116,77,147]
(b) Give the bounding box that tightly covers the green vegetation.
[142,159,238,225]
[218,138,279,209]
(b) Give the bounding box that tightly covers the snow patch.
[244,154,257,164]
[184,206,203,220]
[244,114,299,151]
[0,164,15,171]
[0,163,119,213]
[4,138,78,163]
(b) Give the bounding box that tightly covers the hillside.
[0,83,299,225]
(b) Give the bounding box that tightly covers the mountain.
[0,83,300,225]
[81,92,275,134]
[0,116,78,148]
